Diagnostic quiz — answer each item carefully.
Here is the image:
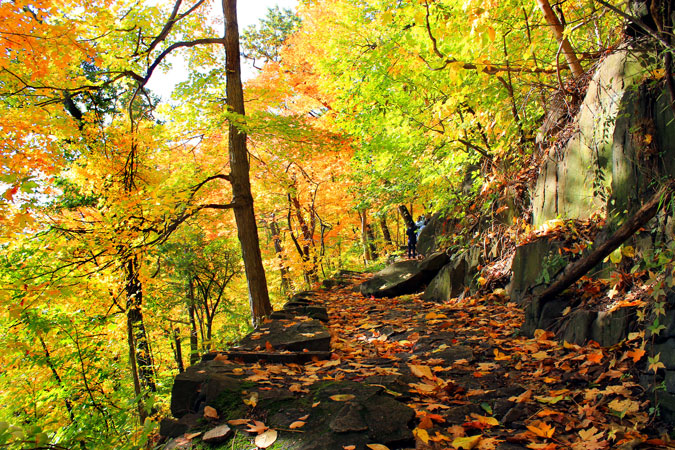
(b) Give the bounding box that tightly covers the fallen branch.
[538,179,675,301]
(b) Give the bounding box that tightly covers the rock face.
[532,49,647,227]
[359,251,450,298]
[423,247,481,302]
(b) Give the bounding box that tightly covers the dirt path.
[163,274,673,450]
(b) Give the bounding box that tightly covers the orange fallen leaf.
[366,444,390,450]
[203,406,219,419]
[343,446,356,450]
[246,420,268,434]
[289,421,305,429]
[227,418,249,425]
[626,348,646,363]
[526,421,555,438]
[408,364,434,379]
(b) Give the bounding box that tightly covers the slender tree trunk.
[188,281,200,365]
[173,328,184,373]
[270,217,292,295]
[359,210,374,262]
[223,0,272,326]
[535,0,583,77]
[124,256,156,393]
[379,214,392,245]
[366,223,378,258]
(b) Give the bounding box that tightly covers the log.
[538,180,675,301]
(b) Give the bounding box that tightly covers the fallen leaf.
[469,414,499,426]
[246,420,268,434]
[526,421,555,438]
[254,429,278,448]
[330,394,356,401]
[289,421,305,429]
[298,414,310,420]
[185,431,202,440]
[366,444,390,450]
[203,406,219,419]
[608,398,640,416]
[452,435,482,449]
[243,392,259,407]
[509,390,532,403]
[343,446,356,450]
[265,341,274,352]
[408,364,434,379]
[227,418,249,426]
[414,427,430,443]
[626,348,646,363]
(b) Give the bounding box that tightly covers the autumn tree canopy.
[0,0,658,447]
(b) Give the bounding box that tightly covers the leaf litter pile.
[196,275,673,450]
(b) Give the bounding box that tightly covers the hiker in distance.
[406,222,418,259]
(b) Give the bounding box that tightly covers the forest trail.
[166,273,673,450]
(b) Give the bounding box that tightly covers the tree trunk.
[173,328,184,373]
[270,217,292,295]
[535,0,583,78]
[379,214,392,245]
[538,180,675,301]
[359,210,374,262]
[398,205,415,228]
[223,0,272,326]
[366,223,378,258]
[124,256,156,393]
[188,281,200,365]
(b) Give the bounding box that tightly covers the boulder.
[169,360,243,418]
[590,307,637,347]
[424,247,481,302]
[509,238,565,304]
[417,213,448,257]
[559,309,596,345]
[359,251,450,298]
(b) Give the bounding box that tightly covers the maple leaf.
[526,421,555,438]
[246,420,268,434]
[608,398,640,417]
[585,351,604,364]
[625,348,646,363]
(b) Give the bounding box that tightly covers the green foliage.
[242,6,302,65]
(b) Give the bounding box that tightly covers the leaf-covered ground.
[177,274,674,450]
